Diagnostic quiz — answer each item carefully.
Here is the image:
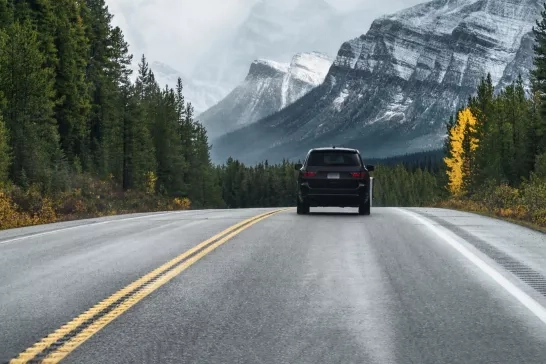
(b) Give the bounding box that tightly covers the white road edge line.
[396,208,546,326]
[0,210,194,246]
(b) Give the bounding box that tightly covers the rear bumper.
[298,182,370,207]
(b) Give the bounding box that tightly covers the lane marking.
[396,208,546,326]
[10,208,289,364]
[0,209,268,245]
[0,210,198,246]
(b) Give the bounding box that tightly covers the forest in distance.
[0,0,545,231]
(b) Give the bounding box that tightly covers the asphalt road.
[1,207,546,363]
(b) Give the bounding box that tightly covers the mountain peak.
[335,0,541,85]
[383,0,540,38]
[211,0,542,164]
[200,52,332,140]
[289,52,332,85]
[247,59,290,80]
[189,0,363,112]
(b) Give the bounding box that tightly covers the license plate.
[327,173,340,179]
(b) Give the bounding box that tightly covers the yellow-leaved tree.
[444,108,479,196]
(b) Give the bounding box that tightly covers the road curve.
[1,207,546,363]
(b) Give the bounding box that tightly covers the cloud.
[108,0,256,72]
[107,0,425,75]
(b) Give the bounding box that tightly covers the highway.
[1,207,546,363]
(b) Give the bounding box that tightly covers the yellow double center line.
[11,208,288,364]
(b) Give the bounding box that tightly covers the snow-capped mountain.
[211,0,541,164]
[190,0,387,112]
[200,52,331,140]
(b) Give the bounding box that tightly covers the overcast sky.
[107,0,425,75]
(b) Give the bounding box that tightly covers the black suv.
[295,147,374,215]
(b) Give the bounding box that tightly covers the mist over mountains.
[211,0,541,164]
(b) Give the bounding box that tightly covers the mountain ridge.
[211,0,541,164]
[200,52,331,140]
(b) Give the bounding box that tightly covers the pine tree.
[135,54,149,100]
[495,86,513,183]
[0,0,11,28]
[100,25,132,182]
[12,0,58,69]
[185,115,222,207]
[0,114,10,185]
[124,54,156,191]
[51,0,91,164]
[175,78,186,122]
[532,3,546,154]
[176,77,192,191]
[152,85,186,196]
[0,19,62,190]
[470,75,504,186]
[0,26,8,185]
[530,90,543,163]
[513,76,534,180]
[84,0,116,171]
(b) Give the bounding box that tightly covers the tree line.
[2,0,545,229]
[441,4,546,227]
[214,156,441,209]
[0,0,441,223]
[444,75,545,195]
[0,0,221,209]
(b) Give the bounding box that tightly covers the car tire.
[297,200,310,215]
[359,200,371,215]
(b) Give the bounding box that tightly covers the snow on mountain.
[289,52,333,87]
[254,59,290,74]
[211,0,542,164]
[199,52,331,140]
[189,0,383,112]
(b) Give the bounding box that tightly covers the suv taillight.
[351,172,367,179]
[302,171,316,178]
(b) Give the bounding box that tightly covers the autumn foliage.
[444,108,479,196]
[0,175,191,230]
[443,73,546,229]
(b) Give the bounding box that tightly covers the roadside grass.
[435,200,546,234]
[435,179,546,233]
[0,174,191,231]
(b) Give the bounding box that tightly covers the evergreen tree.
[0,19,62,190]
[100,25,132,182]
[529,90,543,163]
[187,121,221,207]
[0,0,452,217]
[0,0,11,28]
[175,77,192,192]
[12,0,58,69]
[0,114,9,184]
[153,86,185,196]
[532,3,546,154]
[84,0,116,171]
[51,0,91,164]
[0,26,8,184]
[513,76,535,180]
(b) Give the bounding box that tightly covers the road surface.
[1,207,546,363]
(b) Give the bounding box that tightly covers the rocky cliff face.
[211,0,541,164]
[189,0,386,112]
[200,52,331,140]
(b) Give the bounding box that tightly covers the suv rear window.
[307,151,362,167]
